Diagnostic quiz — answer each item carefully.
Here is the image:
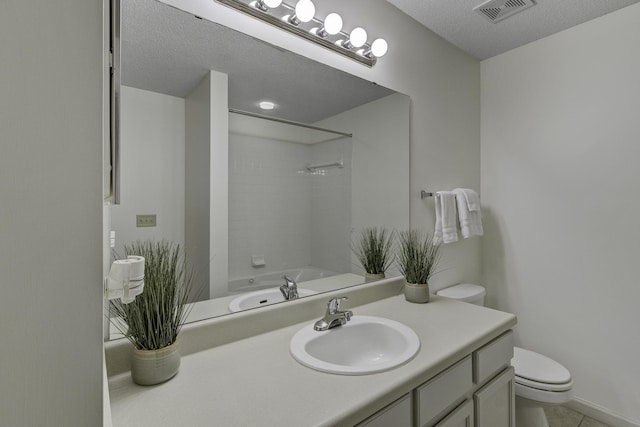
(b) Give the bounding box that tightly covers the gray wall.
[481,4,640,423]
[112,86,186,256]
[0,1,105,425]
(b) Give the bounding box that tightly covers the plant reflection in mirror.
[352,227,394,275]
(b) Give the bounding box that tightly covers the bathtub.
[228,266,338,295]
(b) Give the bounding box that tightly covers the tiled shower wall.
[228,132,351,281]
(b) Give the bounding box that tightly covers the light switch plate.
[136,214,156,227]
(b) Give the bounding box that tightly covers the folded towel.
[434,191,458,244]
[453,188,483,239]
[457,188,480,211]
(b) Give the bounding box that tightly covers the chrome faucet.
[314,297,353,331]
[280,276,299,300]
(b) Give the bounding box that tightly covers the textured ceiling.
[121,0,394,123]
[122,0,640,119]
[386,0,640,60]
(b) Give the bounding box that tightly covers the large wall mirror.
[109,0,410,339]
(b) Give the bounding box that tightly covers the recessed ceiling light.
[259,101,276,110]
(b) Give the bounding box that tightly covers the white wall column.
[186,70,229,299]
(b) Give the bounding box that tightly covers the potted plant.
[352,227,394,282]
[110,239,194,385]
[396,230,442,303]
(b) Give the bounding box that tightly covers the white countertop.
[107,284,516,427]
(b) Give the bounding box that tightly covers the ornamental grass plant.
[396,230,442,285]
[110,239,193,351]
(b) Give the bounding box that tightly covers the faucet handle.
[327,296,348,314]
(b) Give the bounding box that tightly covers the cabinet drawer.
[415,356,472,427]
[473,331,513,385]
[357,393,412,427]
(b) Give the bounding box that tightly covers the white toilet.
[436,284,573,427]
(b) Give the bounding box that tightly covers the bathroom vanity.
[106,278,516,426]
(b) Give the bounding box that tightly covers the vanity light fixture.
[214,0,388,67]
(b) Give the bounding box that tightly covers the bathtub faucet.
[280,276,299,300]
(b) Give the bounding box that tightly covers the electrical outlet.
[136,214,156,227]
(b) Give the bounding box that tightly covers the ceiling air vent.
[474,0,536,23]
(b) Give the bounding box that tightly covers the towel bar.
[306,160,344,171]
[421,190,434,199]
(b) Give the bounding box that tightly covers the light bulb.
[323,13,343,35]
[349,27,367,48]
[295,0,315,23]
[259,101,276,110]
[371,38,388,58]
[263,0,282,7]
[253,0,281,11]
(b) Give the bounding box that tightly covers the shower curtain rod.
[229,108,353,138]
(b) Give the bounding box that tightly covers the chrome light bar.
[214,0,387,67]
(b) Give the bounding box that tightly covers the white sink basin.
[228,288,316,312]
[290,315,420,375]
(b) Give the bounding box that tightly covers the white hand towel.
[453,188,483,239]
[434,191,458,244]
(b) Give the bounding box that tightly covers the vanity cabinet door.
[473,367,515,427]
[357,393,412,427]
[434,400,474,427]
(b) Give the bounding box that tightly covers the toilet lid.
[511,347,571,385]
[436,284,485,302]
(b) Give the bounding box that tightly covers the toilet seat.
[512,347,571,385]
[515,375,572,392]
[511,347,573,404]
[512,347,571,384]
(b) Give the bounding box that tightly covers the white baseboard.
[565,398,640,427]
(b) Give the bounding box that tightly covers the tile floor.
[544,406,611,427]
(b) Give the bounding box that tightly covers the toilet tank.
[436,283,486,306]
